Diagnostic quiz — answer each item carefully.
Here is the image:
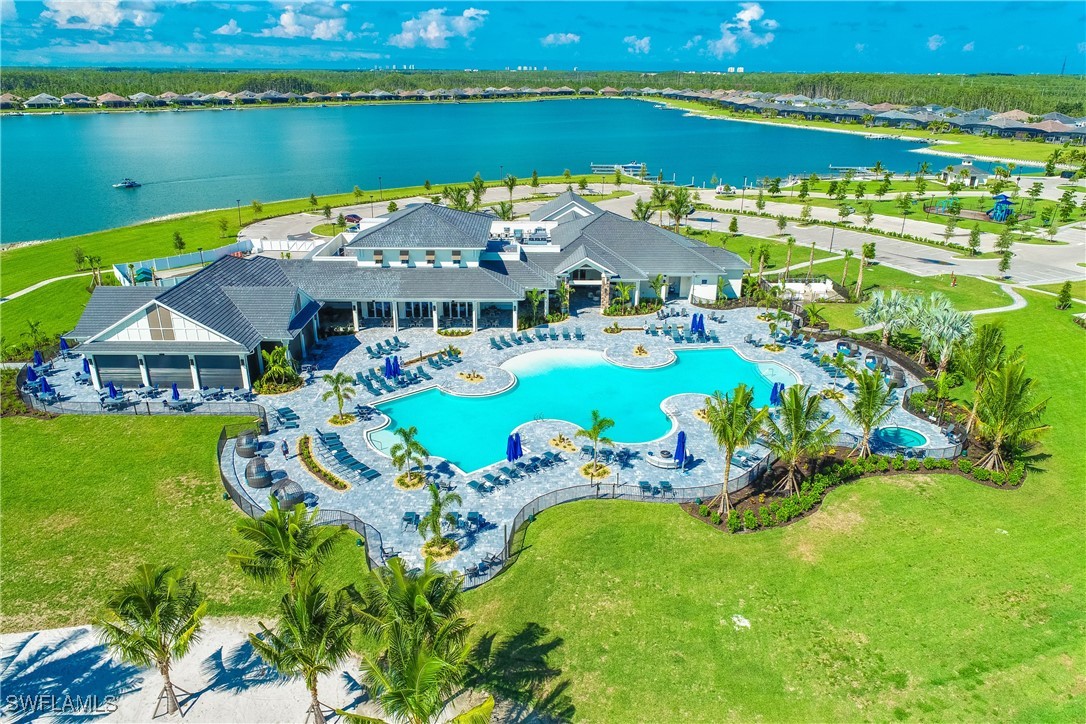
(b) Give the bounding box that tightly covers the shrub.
[957,458,974,474]
[710,511,722,525]
[906,458,921,471]
[875,456,890,472]
[891,455,905,470]
[758,507,774,528]
[698,504,710,518]
[972,467,992,482]
[743,509,758,530]
[726,509,741,533]
[991,471,1008,486]
[1008,461,1026,485]
[922,458,935,470]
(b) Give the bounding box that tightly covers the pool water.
[875,426,928,448]
[370,348,796,472]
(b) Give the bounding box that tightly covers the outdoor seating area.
[489,327,584,350]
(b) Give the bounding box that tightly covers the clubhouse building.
[69,193,746,391]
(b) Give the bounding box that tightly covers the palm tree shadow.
[466,622,574,723]
[186,638,291,707]
[0,628,143,724]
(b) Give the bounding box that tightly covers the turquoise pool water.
[370,348,796,472]
[875,426,928,448]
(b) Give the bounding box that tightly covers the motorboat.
[113,178,141,189]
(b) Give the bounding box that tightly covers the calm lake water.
[1,98,1001,243]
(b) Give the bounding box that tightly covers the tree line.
[2,68,1083,115]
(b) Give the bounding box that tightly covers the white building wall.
[99,306,233,344]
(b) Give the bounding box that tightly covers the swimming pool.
[369,348,797,472]
[875,426,928,448]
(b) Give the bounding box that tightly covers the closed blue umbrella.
[505,434,515,462]
[59,338,69,353]
[392,356,401,377]
[383,357,393,378]
[82,357,91,374]
[171,382,180,400]
[769,383,777,406]
[674,430,687,470]
[514,432,523,460]
[33,350,44,367]
[25,366,38,383]
[108,381,118,399]
[40,377,52,395]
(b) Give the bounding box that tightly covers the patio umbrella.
[674,430,687,470]
[33,350,44,367]
[82,358,91,374]
[769,383,778,406]
[392,356,401,377]
[25,366,38,383]
[171,382,180,400]
[40,378,52,395]
[108,381,118,399]
[59,338,69,353]
[513,432,523,460]
[506,434,515,462]
[383,357,393,378]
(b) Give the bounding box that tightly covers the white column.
[686,277,694,303]
[512,304,518,330]
[189,356,200,389]
[310,315,319,341]
[543,296,550,316]
[239,355,251,389]
[432,302,439,332]
[472,301,479,332]
[137,354,151,386]
[298,331,308,358]
[89,356,102,391]
[281,340,293,363]
[634,284,641,306]
[257,347,265,374]
[352,302,359,332]
[392,302,399,333]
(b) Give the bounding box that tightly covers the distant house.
[1025,120,1081,143]
[25,93,61,108]
[529,191,601,223]
[620,87,639,96]
[0,93,23,109]
[303,92,329,102]
[872,110,922,128]
[174,93,206,106]
[578,87,597,95]
[231,90,260,104]
[1040,111,1077,125]
[205,91,233,105]
[991,109,1031,123]
[369,89,394,100]
[61,93,94,107]
[158,91,180,103]
[97,93,133,108]
[940,159,989,188]
[128,92,161,106]
[258,90,288,104]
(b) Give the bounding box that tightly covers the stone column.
[188,356,200,389]
[634,284,641,306]
[599,275,611,311]
[298,330,308,358]
[512,303,518,330]
[137,354,151,386]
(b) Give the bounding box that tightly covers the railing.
[113,240,253,286]
[901,384,966,459]
[216,426,384,570]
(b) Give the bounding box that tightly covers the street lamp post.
[378,176,383,202]
[198,247,204,266]
[236,199,241,226]
[739,176,747,212]
[829,223,836,252]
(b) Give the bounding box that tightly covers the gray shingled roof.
[280,260,524,301]
[343,204,493,249]
[69,286,163,340]
[528,191,602,222]
[479,257,557,290]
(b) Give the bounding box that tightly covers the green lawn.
[0,276,95,349]
[802,179,947,194]
[653,98,1062,164]
[1029,279,1086,300]
[686,228,835,272]
[0,415,369,632]
[1057,185,1086,192]
[466,291,1086,721]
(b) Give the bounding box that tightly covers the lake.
[0,98,1000,243]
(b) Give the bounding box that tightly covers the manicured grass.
[686,228,835,271]
[0,276,95,348]
[654,97,1061,163]
[311,223,342,237]
[1057,185,1086,192]
[466,291,1086,721]
[1029,279,1086,300]
[0,415,369,632]
[802,179,947,194]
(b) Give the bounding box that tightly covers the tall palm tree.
[856,290,912,347]
[974,358,1049,471]
[842,369,896,457]
[390,426,429,484]
[261,345,299,384]
[525,288,545,322]
[756,244,770,283]
[649,273,666,301]
[321,372,356,421]
[854,241,876,300]
[956,323,1016,432]
[230,497,348,594]
[704,385,768,515]
[631,197,654,222]
[840,249,854,288]
[441,186,470,212]
[911,293,952,367]
[418,483,463,547]
[469,173,486,210]
[783,237,796,272]
[575,410,614,483]
[555,279,571,314]
[650,185,672,209]
[495,201,515,221]
[931,308,974,376]
[502,174,517,201]
[250,576,355,724]
[666,186,692,232]
[95,564,207,717]
[763,385,839,496]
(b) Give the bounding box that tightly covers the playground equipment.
[987,194,1015,223]
[935,197,961,213]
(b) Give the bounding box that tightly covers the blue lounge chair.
[647,323,658,336]
[393,336,407,349]
[508,333,522,346]
[561,327,572,340]
[448,349,462,363]
[520,332,534,344]
[490,336,503,350]
[535,329,547,342]
[638,481,653,497]
[574,327,584,341]
[499,465,521,480]
[549,328,559,340]
[709,330,721,343]
[482,472,507,487]
[659,481,674,496]
[416,366,433,381]
[365,345,380,359]
[467,480,492,494]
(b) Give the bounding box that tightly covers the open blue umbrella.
[392,356,401,377]
[33,350,44,367]
[674,430,687,470]
[25,366,38,383]
[59,338,69,353]
[513,432,523,460]
[171,382,180,401]
[82,357,91,374]
[108,381,118,399]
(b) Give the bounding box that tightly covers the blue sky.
[1,1,1084,73]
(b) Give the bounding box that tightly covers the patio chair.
[672,330,683,344]
[393,336,407,349]
[549,328,559,341]
[416,366,433,381]
[401,512,420,530]
[515,460,535,476]
[535,329,547,342]
[561,328,572,341]
[467,480,493,494]
[709,330,721,343]
[508,333,523,346]
[500,465,521,480]
[659,481,674,497]
[638,481,653,497]
[574,327,585,341]
[520,332,534,344]
[365,345,380,359]
[482,472,507,487]
[580,445,594,460]
[448,349,462,363]
[648,323,658,336]
[490,336,503,351]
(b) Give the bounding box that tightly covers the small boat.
[113,178,141,189]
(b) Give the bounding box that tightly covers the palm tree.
[649,273,667,302]
[261,345,299,384]
[556,279,571,314]
[631,198,654,222]
[931,308,974,376]
[250,576,355,724]
[230,496,349,594]
[525,288,545,323]
[575,410,615,483]
[911,293,952,367]
[390,426,429,485]
[321,372,356,421]
[840,249,854,288]
[783,237,796,272]
[854,241,876,300]
[755,244,771,283]
[651,185,672,209]
[614,281,634,309]
[666,186,692,232]
[856,290,912,347]
[974,358,1049,471]
[763,385,839,496]
[957,323,1016,433]
[502,174,517,201]
[923,370,955,426]
[469,173,486,210]
[803,303,827,328]
[704,385,768,515]
[495,201,515,221]
[418,483,462,547]
[441,186,470,212]
[95,564,207,717]
[842,369,896,457]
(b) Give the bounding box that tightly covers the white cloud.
[927,34,945,51]
[683,35,702,50]
[213,19,242,36]
[41,0,161,30]
[388,8,488,49]
[260,5,355,41]
[1,0,16,22]
[855,43,865,53]
[962,41,974,52]
[705,2,778,58]
[624,35,651,54]
[541,32,580,47]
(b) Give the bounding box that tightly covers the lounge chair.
[499,335,513,347]
[448,349,462,363]
[561,328,572,341]
[508,333,522,346]
[647,323,658,336]
[365,345,380,359]
[574,327,584,341]
[515,460,534,477]
[482,472,506,487]
[535,329,548,342]
[659,481,674,496]
[580,445,594,459]
[499,465,521,480]
[416,366,433,381]
[392,336,407,349]
[672,330,683,344]
[549,328,559,340]
[709,330,721,343]
[490,337,503,350]
[520,332,534,344]
[467,480,493,494]
[402,512,420,530]
[638,481,653,497]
